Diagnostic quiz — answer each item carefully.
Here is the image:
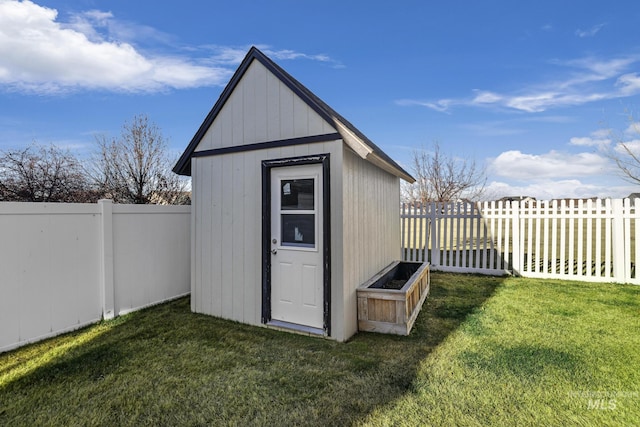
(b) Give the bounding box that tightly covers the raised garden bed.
[357,261,430,335]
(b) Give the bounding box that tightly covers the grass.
[1,273,639,426]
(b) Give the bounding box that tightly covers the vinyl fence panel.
[0,203,102,352]
[401,199,640,285]
[112,204,190,316]
[0,200,190,353]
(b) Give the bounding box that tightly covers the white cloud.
[569,136,606,146]
[575,23,606,38]
[398,55,640,113]
[591,128,612,139]
[489,150,610,180]
[201,46,249,66]
[472,90,502,104]
[0,1,337,94]
[485,147,635,200]
[263,48,331,63]
[485,179,633,201]
[614,139,640,155]
[617,73,640,96]
[564,56,635,81]
[395,98,453,112]
[65,9,174,46]
[0,0,231,93]
[569,128,611,147]
[201,44,342,68]
[624,122,640,136]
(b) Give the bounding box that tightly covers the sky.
[2,0,640,200]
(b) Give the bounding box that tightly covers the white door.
[270,164,324,329]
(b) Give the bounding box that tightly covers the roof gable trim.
[174,46,415,183]
[192,133,341,159]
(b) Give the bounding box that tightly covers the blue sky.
[2,0,640,200]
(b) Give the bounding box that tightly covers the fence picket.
[534,201,541,273]
[635,199,640,282]
[461,202,468,268]
[603,199,608,278]
[483,202,490,270]
[586,199,593,278]
[623,198,631,281]
[474,203,481,269]
[503,201,511,272]
[577,200,584,278]
[543,201,550,275]
[491,202,497,270]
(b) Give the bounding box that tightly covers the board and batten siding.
[191,140,342,325]
[194,60,335,152]
[190,141,344,330]
[188,54,355,336]
[340,147,402,339]
[187,52,405,341]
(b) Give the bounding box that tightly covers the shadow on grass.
[460,344,582,380]
[0,272,505,426]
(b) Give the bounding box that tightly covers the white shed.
[174,47,415,341]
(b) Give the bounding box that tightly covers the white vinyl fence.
[402,199,640,285]
[0,200,191,353]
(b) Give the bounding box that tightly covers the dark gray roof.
[173,47,414,182]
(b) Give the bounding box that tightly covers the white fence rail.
[0,200,191,353]
[401,199,640,284]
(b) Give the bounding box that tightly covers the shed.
[174,47,415,341]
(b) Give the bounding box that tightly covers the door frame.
[261,154,331,336]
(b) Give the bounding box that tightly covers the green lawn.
[1,273,639,426]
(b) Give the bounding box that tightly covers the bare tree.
[91,115,189,204]
[0,143,92,202]
[606,114,640,185]
[403,141,486,203]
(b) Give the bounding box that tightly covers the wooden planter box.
[357,261,430,335]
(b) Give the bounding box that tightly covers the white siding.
[191,141,345,330]
[340,148,401,339]
[193,144,400,342]
[188,57,403,342]
[194,60,335,152]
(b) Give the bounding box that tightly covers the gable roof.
[173,47,415,183]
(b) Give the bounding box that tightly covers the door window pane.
[281,179,314,210]
[281,214,315,247]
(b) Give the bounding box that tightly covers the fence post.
[429,202,440,268]
[511,201,521,275]
[611,198,626,282]
[99,199,115,320]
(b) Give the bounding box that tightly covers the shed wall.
[341,147,401,338]
[194,60,335,152]
[191,140,346,336]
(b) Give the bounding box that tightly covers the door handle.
[271,248,277,255]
